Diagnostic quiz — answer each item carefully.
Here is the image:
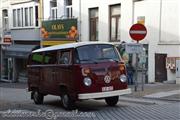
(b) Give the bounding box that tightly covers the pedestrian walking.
[126,61,135,85]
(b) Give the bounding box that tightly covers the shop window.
[110,4,120,41]
[89,8,98,41]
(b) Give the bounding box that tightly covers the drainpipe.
[39,0,43,48]
[132,0,135,25]
[78,0,81,42]
[159,0,162,42]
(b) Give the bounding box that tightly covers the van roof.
[32,42,114,53]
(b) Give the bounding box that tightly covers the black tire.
[105,96,119,106]
[32,91,44,104]
[61,93,75,110]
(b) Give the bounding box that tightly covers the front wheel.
[105,96,119,106]
[32,91,44,104]
[61,93,75,110]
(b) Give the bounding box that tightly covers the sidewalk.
[126,83,180,101]
[0,82,27,89]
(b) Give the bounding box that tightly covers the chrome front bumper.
[78,88,131,100]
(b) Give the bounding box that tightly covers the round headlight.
[120,74,127,83]
[83,77,92,86]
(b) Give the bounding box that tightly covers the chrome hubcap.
[34,92,38,101]
[62,95,69,107]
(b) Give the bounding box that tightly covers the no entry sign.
[129,23,147,42]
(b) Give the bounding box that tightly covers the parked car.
[27,42,131,110]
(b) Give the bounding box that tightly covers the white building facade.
[0,0,41,82]
[72,0,180,83]
[0,0,179,83]
[42,0,72,20]
[0,0,12,81]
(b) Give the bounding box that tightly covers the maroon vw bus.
[27,42,131,110]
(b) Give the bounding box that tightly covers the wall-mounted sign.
[3,33,12,44]
[137,16,145,25]
[3,37,12,43]
[166,57,180,70]
[41,19,78,41]
[125,43,143,54]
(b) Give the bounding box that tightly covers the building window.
[12,6,38,28]
[21,8,24,26]
[50,0,57,19]
[3,9,9,30]
[110,4,120,41]
[51,7,57,19]
[66,0,72,18]
[24,8,28,26]
[35,6,39,26]
[13,9,17,27]
[29,7,34,26]
[89,8,98,41]
[17,9,21,27]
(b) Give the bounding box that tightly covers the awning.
[4,44,38,58]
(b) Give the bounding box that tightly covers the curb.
[119,96,157,105]
[142,96,180,102]
[119,96,179,105]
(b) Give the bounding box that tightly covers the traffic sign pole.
[129,23,147,92]
[135,50,138,91]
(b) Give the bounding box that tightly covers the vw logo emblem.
[104,75,111,84]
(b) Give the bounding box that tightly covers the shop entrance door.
[1,58,13,81]
[155,54,167,82]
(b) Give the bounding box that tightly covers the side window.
[44,50,57,64]
[31,52,43,65]
[58,51,71,65]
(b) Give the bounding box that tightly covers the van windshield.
[76,44,120,64]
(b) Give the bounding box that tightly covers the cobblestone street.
[0,98,180,120]
[0,82,180,120]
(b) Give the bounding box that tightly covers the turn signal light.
[119,64,125,71]
[82,68,91,76]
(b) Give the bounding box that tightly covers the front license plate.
[102,86,114,92]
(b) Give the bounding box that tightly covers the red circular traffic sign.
[129,23,147,42]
